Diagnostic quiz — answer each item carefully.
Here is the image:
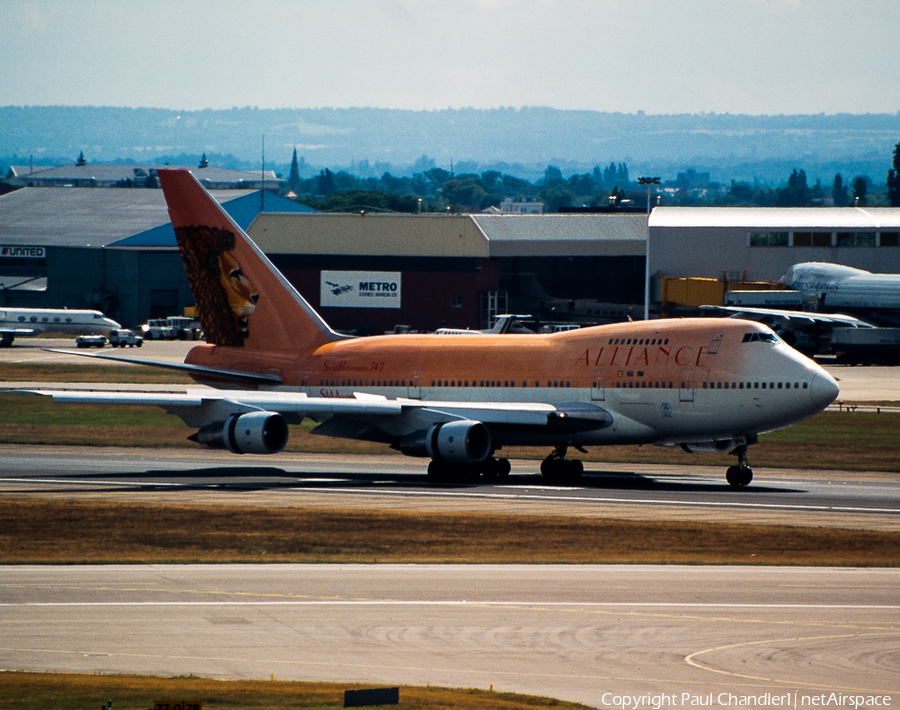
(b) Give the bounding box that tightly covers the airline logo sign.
[1,246,45,258]
[321,271,401,309]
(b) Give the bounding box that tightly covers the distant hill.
[1,105,897,185]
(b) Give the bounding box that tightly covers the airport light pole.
[638,177,660,321]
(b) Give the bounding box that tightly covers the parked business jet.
[513,273,642,325]
[435,314,536,335]
[18,170,839,487]
[0,308,121,347]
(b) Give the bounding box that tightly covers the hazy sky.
[3,0,898,115]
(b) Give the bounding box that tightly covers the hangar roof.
[472,214,646,256]
[0,187,312,249]
[650,206,900,230]
[249,212,647,258]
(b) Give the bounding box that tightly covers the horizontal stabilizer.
[42,348,283,385]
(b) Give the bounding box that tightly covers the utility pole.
[638,176,660,321]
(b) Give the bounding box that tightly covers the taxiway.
[1,564,897,707]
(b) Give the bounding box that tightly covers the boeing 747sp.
[17,170,839,487]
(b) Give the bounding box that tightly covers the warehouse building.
[0,187,311,326]
[247,212,647,333]
[4,181,900,334]
[0,186,647,332]
[649,207,900,282]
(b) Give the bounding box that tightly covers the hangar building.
[0,186,648,333]
[4,181,900,335]
[649,207,900,282]
[0,187,312,326]
[247,212,647,333]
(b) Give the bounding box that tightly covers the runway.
[1,565,897,707]
[3,341,899,707]
[1,445,899,531]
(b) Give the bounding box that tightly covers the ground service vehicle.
[108,329,143,347]
[75,334,107,348]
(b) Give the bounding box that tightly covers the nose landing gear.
[726,443,753,487]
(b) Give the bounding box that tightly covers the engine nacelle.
[679,439,735,454]
[424,420,492,464]
[194,411,289,454]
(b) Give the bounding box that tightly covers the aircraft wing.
[11,388,611,434]
[700,305,875,328]
[1,328,37,336]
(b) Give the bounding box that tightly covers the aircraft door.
[708,332,725,354]
[591,368,606,401]
[679,368,695,402]
[408,367,422,399]
[299,367,313,396]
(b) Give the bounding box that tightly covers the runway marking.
[290,486,900,516]
[0,644,777,690]
[1,477,187,488]
[684,631,900,693]
[4,600,900,609]
[4,478,900,516]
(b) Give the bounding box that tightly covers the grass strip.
[0,672,590,710]
[0,362,194,384]
[1,499,897,566]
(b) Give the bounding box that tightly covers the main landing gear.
[726,443,753,488]
[540,445,584,483]
[427,456,511,483]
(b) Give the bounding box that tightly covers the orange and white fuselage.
[184,316,837,451]
[20,170,839,487]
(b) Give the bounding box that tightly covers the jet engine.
[425,420,492,464]
[193,411,289,454]
[395,420,494,464]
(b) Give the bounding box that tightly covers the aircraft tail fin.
[158,169,345,352]
[515,273,552,300]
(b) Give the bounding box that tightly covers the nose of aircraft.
[810,370,840,410]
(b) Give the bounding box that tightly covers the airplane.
[15,169,840,487]
[781,262,900,327]
[0,307,121,347]
[435,314,536,335]
[699,304,876,355]
[511,273,642,325]
[701,261,900,354]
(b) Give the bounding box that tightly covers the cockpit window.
[742,332,779,344]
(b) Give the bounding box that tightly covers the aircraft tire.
[726,465,753,487]
[495,458,511,478]
[567,459,584,480]
[540,458,558,481]
[541,458,583,484]
[427,460,451,482]
[481,457,511,482]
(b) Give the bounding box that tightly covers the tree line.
[287,143,900,213]
[286,150,634,213]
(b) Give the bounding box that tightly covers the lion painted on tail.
[174,225,258,347]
